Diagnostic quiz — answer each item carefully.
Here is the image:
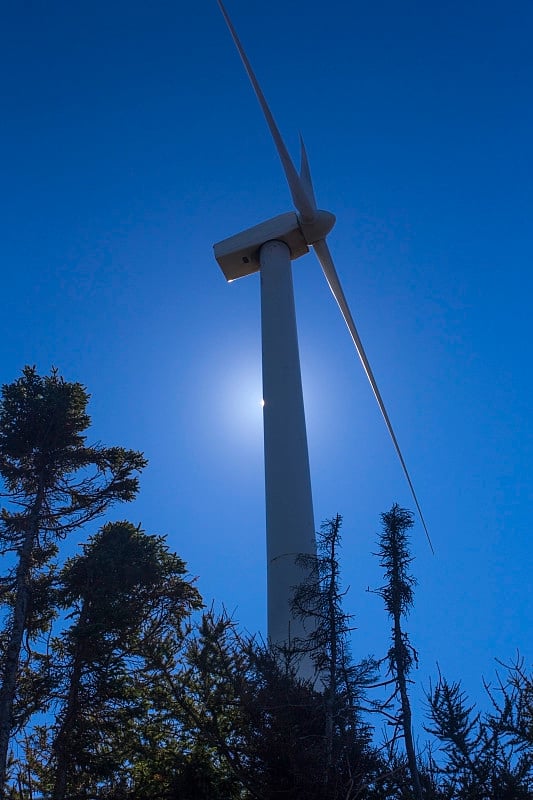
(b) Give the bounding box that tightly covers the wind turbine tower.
[213,1,431,662]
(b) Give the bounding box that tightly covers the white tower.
[215,218,325,661]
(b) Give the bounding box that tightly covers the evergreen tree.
[487,655,533,752]
[426,665,533,799]
[374,504,422,800]
[174,610,330,800]
[41,521,202,800]
[293,514,378,797]
[0,367,146,796]
[163,611,257,798]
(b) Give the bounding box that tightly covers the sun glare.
[214,355,264,448]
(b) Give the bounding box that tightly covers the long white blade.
[217,0,315,222]
[299,134,317,211]
[313,238,433,553]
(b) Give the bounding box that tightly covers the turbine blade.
[299,134,317,211]
[217,0,315,222]
[312,238,434,553]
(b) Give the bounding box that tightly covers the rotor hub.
[298,210,336,245]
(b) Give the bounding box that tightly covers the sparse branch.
[374,503,423,800]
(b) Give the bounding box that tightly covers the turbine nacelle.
[214,209,335,282]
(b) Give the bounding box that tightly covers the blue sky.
[2,0,532,725]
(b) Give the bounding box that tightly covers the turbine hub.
[298,210,336,245]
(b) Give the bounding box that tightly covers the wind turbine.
[213,0,431,663]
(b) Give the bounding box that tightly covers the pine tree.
[426,665,533,799]
[175,610,329,800]
[374,504,423,800]
[45,521,202,800]
[292,515,378,798]
[0,367,146,796]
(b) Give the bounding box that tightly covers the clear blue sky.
[2,0,531,723]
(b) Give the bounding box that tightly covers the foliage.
[372,504,423,799]
[425,662,533,799]
[293,514,379,797]
[0,367,531,799]
[47,521,202,799]
[169,608,379,800]
[0,367,146,797]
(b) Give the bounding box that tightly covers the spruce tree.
[375,504,422,800]
[292,515,378,798]
[46,521,202,800]
[0,367,146,796]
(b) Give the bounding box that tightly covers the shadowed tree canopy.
[45,521,203,800]
[0,366,147,797]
